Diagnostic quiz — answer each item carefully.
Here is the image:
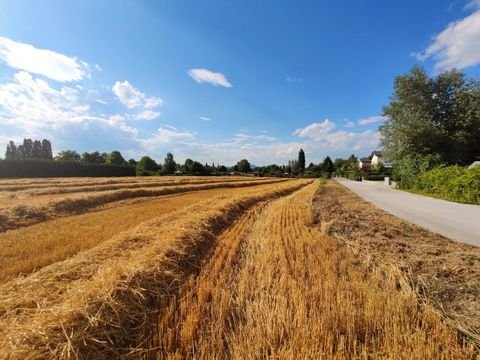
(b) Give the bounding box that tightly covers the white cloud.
[465,0,480,10]
[416,10,480,71]
[199,116,212,121]
[0,36,90,82]
[345,121,355,128]
[134,110,161,121]
[0,71,137,141]
[112,80,164,109]
[357,115,387,125]
[293,119,336,139]
[188,68,233,87]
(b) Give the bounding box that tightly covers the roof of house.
[370,151,383,158]
[360,157,371,162]
[468,161,480,169]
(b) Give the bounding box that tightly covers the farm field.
[0,177,476,359]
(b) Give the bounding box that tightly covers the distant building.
[358,157,372,170]
[370,151,393,168]
[468,161,480,170]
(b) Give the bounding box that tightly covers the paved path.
[334,178,480,247]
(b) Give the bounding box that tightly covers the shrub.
[410,166,480,204]
[392,154,442,189]
[0,159,135,178]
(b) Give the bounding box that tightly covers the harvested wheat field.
[0,177,476,359]
[314,180,480,349]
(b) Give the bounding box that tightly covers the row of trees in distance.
[3,140,360,179]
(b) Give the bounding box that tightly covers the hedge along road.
[335,178,480,247]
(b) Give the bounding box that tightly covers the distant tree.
[56,150,81,161]
[191,161,205,175]
[5,141,17,160]
[22,139,34,159]
[237,159,251,173]
[127,158,137,167]
[322,156,334,174]
[32,140,43,158]
[106,150,126,165]
[184,158,194,173]
[136,156,158,175]
[41,139,53,160]
[163,152,176,174]
[298,149,306,172]
[82,151,107,164]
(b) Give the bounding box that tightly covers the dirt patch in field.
[313,180,480,344]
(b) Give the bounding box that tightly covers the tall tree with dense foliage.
[381,66,480,165]
[163,152,176,174]
[136,156,158,175]
[5,141,17,160]
[322,156,334,174]
[5,139,53,160]
[81,151,107,164]
[56,150,81,161]
[41,139,53,160]
[106,150,126,165]
[298,149,306,173]
[237,159,251,173]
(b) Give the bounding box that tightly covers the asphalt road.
[335,178,480,247]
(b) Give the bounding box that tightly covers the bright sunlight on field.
[0,177,475,359]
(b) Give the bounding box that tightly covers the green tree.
[184,158,194,173]
[163,152,176,174]
[322,156,334,174]
[81,151,107,164]
[136,156,158,175]
[5,141,17,160]
[237,159,251,173]
[298,149,306,173]
[127,158,137,167]
[56,150,81,161]
[32,140,43,158]
[41,139,53,160]
[106,150,126,165]
[381,66,480,165]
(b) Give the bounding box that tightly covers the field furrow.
[0,178,287,232]
[0,181,296,282]
[0,179,310,359]
[141,182,474,359]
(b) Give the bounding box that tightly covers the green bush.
[410,166,480,204]
[392,154,442,189]
[362,173,387,181]
[347,171,362,181]
[0,159,135,178]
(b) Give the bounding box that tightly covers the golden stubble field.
[0,177,475,359]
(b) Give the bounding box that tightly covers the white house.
[358,157,372,170]
[370,151,392,168]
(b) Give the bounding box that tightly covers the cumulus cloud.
[0,36,90,82]
[357,115,387,125]
[345,121,355,128]
[293,119,336,139]
[0,71,138,141]
[416,10,480,71]
[188,68,233,87]
[112,80,164,109]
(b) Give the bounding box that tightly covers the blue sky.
[0,0,480,165]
